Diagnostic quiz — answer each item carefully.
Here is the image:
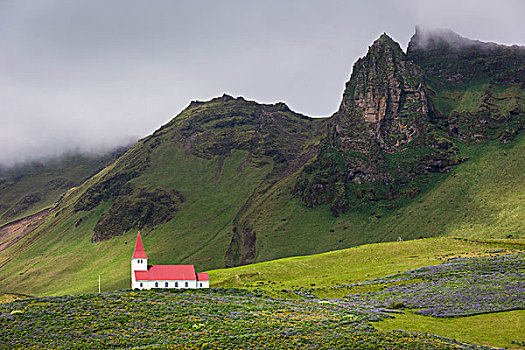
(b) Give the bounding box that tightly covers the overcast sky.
[1,0,524,167]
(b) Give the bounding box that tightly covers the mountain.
[294,34,462,216]
[0,150,128,227]
[0,28,523,296]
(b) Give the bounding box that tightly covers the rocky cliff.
[294,34,461,216]
[336,34,430,153]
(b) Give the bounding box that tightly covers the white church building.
[131,231,209,290]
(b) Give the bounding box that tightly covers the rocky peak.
[335,33,429,152]
[294,34,461,216]
[370,33,403,52]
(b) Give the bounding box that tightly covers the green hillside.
[0,111,522,297]
[208,237,524,292]
[0,150,127,227]
[0,28,523,297]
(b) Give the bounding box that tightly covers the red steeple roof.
[132,231,148,259]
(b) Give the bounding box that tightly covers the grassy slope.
[0,82,522,298]
[247,82,524,262]
[376,310,525,350]
[207,237,525,349]
[0,148,272,296]
[0,152,124,226]
[209,237,524,291]
[251,132,524,264]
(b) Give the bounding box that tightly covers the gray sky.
[1,0,524,167]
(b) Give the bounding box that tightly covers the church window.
[200,283,202,287]
[140,283,143,287]
[185,282,188,287]
[165,282,168,288]
[175,282,178,287]
[155,282,158,288]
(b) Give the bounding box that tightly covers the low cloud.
[1,0,524,167]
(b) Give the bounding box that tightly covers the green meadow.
[2,237,523,349]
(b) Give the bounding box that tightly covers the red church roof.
[135,265,197,281]
[132,231,148,259]
[197,273,209,281]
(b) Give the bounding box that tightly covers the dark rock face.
[336,34,430,153]
[92,187,184,242]
[294,34,461,215]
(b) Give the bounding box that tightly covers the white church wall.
[197,281,209,288]
[133,280,199,290]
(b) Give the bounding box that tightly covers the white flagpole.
[98,275,101,293]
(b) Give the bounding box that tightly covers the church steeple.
[132,231,148,259]
[131,231,148,280]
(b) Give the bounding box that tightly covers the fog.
[1,0,524,167]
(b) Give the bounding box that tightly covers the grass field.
[1,240,523,349]
[205,238,525,349]
[209,237,525,293]
[1,289,492,350]
[376,310,525,350]
[0,293,30,304]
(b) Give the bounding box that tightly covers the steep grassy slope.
[0,150,271,296]
[0,96,324,296]
[0,150,127,227]
[249,133,524,263]
[1,110,522,297]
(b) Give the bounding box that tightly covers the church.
[131,231,209,290]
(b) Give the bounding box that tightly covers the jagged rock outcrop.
[336,34,430,153]
[294,34,461,216]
